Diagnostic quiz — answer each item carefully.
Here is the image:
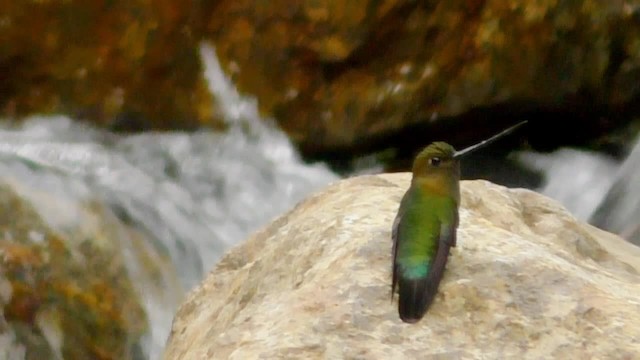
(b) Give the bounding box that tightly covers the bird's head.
[411,142,461,196]
[412,142,459,178]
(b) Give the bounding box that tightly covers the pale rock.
[164,174,640,359]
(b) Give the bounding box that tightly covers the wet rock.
[164,174,640,359]
[206,0,640,153]
[0,1,219,130]
[0,180,149,359]
[4,1,640,156]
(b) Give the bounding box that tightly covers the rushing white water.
[518,140,640,247]
[517,148,620,221]
[0,45,338,359]
[590,137,640,245]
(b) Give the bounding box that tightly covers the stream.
[0,44,637,359]
[0,45,337,359]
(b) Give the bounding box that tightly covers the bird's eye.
[429,157,441,167]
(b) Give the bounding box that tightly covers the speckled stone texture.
[164,174,640,359]
[5,1,640,151]
[207,0,640,153]
[0,179,150,359]
[1,0,217,129]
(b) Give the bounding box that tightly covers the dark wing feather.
[419,219,456,306]
[391,191,411,300]
[390,210,401,300]
[447,208,459,247]
[425,207,458,295]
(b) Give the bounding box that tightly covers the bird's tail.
[397,276,431,323]
[397,244,451,323]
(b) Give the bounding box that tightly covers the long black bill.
[453,120,528,159]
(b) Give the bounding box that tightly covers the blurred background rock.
[1,1,639,359]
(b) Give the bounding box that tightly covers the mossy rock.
[0,181,147,359]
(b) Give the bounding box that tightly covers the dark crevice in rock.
[302,97,639,188]
[604,34,626,91]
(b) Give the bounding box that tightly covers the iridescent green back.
[394,186,457,279]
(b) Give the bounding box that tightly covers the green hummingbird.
[391,121,527,323]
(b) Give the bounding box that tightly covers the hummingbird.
[391,121,527,323]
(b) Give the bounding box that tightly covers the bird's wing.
[391,191,411,300]
[441,206,458,247]
[391,211,401,300]
[424,206,457,294]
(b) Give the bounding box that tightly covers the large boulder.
[206,0,640,154]
[164,174,640,359]
[4,1,640,155]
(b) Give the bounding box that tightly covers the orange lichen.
[0,242,43,268]
[200,0,640,153]
[1,0,220,130]
[1,229,146,359]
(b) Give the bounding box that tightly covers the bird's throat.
[412,174,456,198]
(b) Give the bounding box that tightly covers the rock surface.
[1,0,218,130]
[207,0,640,153]
[0,177,152,359]
[164,173,640,359]
[4,1,640,154]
